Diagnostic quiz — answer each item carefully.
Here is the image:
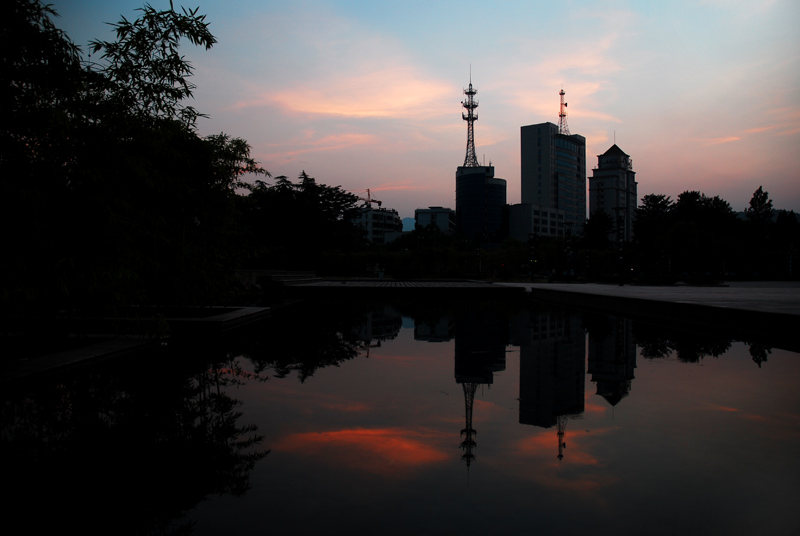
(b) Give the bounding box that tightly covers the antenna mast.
[462,73,480,167]
[558,88,570,135]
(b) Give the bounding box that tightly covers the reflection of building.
[519,93,587,236]
[415,206,456,234]
[356,206,403,245]
[588,144,638,241]
[454,307,507,467]
[587,316,636,406]
[414,315,454,342]
[357,305,402,354]
[517,309,585,460]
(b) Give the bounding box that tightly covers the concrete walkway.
[497,281,800,316]
[498,281,799,352]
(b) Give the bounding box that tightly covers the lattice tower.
[558,88,570,135]
[462,78,480,167]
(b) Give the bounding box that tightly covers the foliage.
[745,186,774,226]
[1,0,267,314]
[238,172,364,271]
[583,210,614,250]
[1,349,268,533]
[87,1,216,128]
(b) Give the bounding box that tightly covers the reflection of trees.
[243,302,369,382]
[633,321,731,363]
[1,351,267,535]
[748,344,771,368]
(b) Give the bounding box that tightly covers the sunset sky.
[53,0,799,219]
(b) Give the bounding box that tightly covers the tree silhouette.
[2,1,267,315]
[745,186,774,227]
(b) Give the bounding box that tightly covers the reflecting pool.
[3,298,799,535]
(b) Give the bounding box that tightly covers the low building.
[356,206,403,245]
[509,204,568,242]
[415,206,456,234]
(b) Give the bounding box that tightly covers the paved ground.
[497,281,800,316]
[298,280,505,288]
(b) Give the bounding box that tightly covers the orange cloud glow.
[239,68,453,119]
[275,427,449,476]
[264,132,377,159]
[699,136,742,146]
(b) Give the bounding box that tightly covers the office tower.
[455,76,507,242]
[588,144,638,241]
[520,90,586,236]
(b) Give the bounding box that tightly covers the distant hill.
[402,218,415,232]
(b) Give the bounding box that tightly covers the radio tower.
[558,88,570,135]
[462,74,480,167]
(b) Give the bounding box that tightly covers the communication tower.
[558,88,570,135]
[462,76,480,167]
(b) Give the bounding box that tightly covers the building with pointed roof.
[589,144,638,241]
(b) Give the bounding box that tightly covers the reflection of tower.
[588,316,636,406]
[460,382,478,467]
[454,306,507,468]
[557,415,567,461]
[518,309,585,461]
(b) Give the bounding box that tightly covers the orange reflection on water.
[319,401,371,412]
[508,428,619,493]
[584,401,608,414]
[275,427,449,477]
[706,403,740,412]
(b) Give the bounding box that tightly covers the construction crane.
[356,189,382,208]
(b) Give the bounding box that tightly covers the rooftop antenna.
[558,87,570,135]
[462,69,480,167]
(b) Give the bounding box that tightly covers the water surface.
[3,298,798,535]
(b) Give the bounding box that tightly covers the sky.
[52,0,800,219]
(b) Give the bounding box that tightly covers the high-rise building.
[588,144,637,241]
[454,77,507,243]
[520,122,586,236]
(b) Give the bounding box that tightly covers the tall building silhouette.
[518,89,586,237]
[588,144,638,241]
[455,76,507,243]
